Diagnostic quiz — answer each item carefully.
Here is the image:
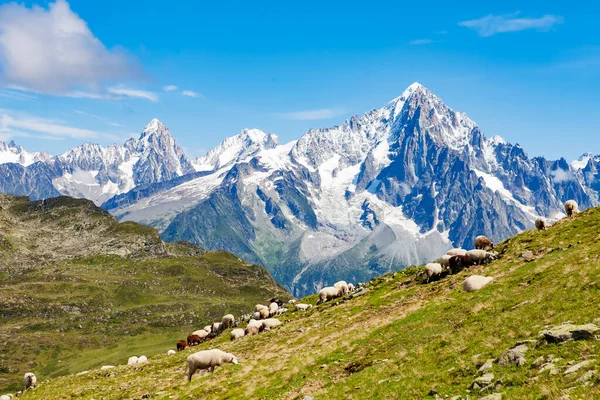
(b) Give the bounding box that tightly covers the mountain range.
[2,83,599,295]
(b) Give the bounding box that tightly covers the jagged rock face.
[3,83,600,296]
[0,119,194,204]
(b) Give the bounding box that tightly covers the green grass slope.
[15,205,600,399]
[0,195,290,392]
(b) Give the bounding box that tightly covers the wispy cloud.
[163,85,178,92]
[182,90,201,98]
[107,87,158,102]
[459,12,563,37]
[75,110,124,127]
[278,108,347,121]
[0,112,98,140]
[409,39,437,45]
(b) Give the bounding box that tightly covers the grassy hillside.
[0,195,290,392]
[12,204,600,399]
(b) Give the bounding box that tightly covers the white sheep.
[347,283,355,293]
[466,249,497,265]
[252,311,261,320]
[288,299,297,304]
[167,350,176,355]
[438,254,452,267]
[333,280,349,296]
[230,328,245,341]
[295,303,312,311]
[245,325,259,336]
[274,307,288,316]
[535,217,549,230]
[221,314,235,328]
[254,304,267,312]
[317,286,341,304]
[247,319,263,329]
[261,318,282,331]
[463,275,494,292]
[127,356,139,365]
[447,248,467,256]
[474,235,494,250]
[268,302,279,316]
[424,263,443,283]
[258,307,270,319]
[203,325,212,334]
[137,355,148,364]
[23,373,36,389]
[192,330,209,340]
[564,200,579,217]
[0,394,13,400]
[187,349,238,381]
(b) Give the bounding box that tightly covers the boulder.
[539,323,600,343]
[497,344,529,367]
[479,394,502,400]
[564,360,594,376]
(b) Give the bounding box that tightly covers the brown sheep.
[449,255,474,274]
[474,235,494,250]
[177,340,188,352]
[244,325,259,336]
[187,334,202,346]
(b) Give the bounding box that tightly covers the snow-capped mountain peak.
[571,152,595,170]
[0,140,51,166]
[193,128,279,171]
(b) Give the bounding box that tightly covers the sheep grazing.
[187,334,202,346]
[254,304,267,312]
[260,318,282,332]
[317,286,341,305]
[203,325,212,334]
[347,283,355,293]
[127,356,139,365]
[138,355,148,364]
[258,307,270,320]
[466,249,498,265]
[274,307,288,316]
[192,330,209,340]
[187,349,238,381]
[438,254,452,267]
[463,275,494,292]
[269,297,284,307]
[221,314,235,329]
[535,217,549,231]
[177,340,188,351]
[333,280,349,296]
[474,235,494,250]
[230,328,245,341]
[564,200,579,217]
[211,322,224,336]
[23,372,36,389]
[167,349,176,355]
[447,248,467,256]
[295,303,312,311]
[0,394,13,400]
[288,299,297,304]
[245,325,259,336]
[252,311,261,320]
[247,319,262,329]
[424,263,443,283]
[268,302,279,317]
[449,255,474,274]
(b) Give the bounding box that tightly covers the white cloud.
[550,168,575,183]
[182,90,201,98]
[459,12,563,37]
[163,85,179,92]
[278,108,347,121]
[0,112,98,139]
[107,87,158,102]
[0,0,143,97]
[409,39,437,45]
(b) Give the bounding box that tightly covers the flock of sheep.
[6,200,581,396]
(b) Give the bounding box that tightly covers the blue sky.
[0,0,597,161]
